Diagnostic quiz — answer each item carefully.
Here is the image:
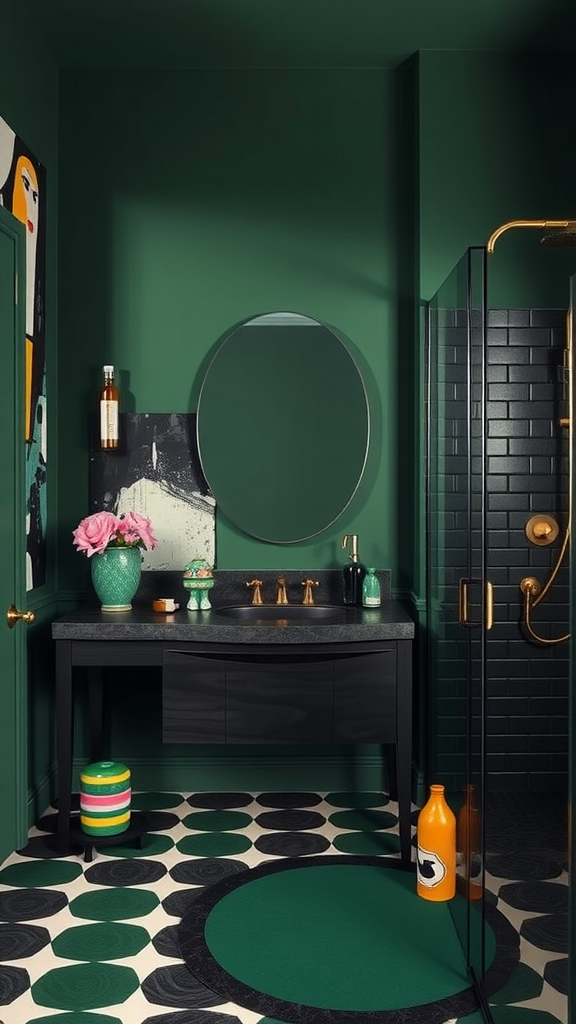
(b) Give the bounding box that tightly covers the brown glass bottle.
[456,783,482,900]
[100,365,119,449]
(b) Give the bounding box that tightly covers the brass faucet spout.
[245,579,264,605]
[276,577,289,605]
[302,579,319,605]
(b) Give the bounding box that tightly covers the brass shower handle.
[485,581,494,631]
[458,578,494,630]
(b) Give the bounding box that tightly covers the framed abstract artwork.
[90,413,215,570]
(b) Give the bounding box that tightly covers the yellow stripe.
[80,811,130,827]
[80,769,130,785]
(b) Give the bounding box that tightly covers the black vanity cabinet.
[52,603,415,862]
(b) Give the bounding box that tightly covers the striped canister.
[79,761,131,836]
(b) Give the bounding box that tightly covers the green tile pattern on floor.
[0,791,567,1024]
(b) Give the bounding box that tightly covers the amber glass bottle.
[456,783,482,900]
[416,783,456,901]
[100,365,119,449]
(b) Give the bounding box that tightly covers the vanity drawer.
[226,657,333,744]
[162,648,397,745]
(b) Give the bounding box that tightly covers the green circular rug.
[178,855,510,1024]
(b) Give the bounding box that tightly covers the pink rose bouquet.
[73,510,157,558]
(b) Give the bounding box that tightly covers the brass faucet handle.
[245,579,264,605]
[276,576,289,605]
[301,579,319,605]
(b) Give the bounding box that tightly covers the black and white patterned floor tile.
[0,790,568,1024]
[483,791,568,1024]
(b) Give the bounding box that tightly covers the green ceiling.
[16,0,576,69]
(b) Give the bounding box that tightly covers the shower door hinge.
[458,578,494,630]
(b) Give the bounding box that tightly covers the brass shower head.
[487,219,576,253]
[540,226,576,247]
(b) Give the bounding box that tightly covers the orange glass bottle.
[100,364,119,449]
[416,783,456,901]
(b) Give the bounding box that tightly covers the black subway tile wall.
[432,308,569,793]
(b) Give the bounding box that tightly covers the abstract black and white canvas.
[90,413,215,570]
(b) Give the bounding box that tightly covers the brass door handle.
[458,579,494,630]
[458,578,470,625]
[6,604,35,629]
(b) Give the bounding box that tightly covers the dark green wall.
[56,66,418,794]
[0,0,60,820]
[58,56,576,602]
[57,68,403,589]
[419,51,576,306]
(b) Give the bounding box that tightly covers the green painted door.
[0,204,28,864]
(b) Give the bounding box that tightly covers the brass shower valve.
[524,515,559,546]
[520,576,542,598]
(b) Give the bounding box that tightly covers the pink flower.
[72,511,119,557]
[117,511,157,551]
[72,509,157,557]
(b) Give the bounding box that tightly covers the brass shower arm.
[486,219,576,253]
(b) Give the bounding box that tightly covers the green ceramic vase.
[90,546,142,611]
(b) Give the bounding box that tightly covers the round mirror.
[196,312,369,543]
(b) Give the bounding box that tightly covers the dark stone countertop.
[51,600,415,645]
[52,569,415,646]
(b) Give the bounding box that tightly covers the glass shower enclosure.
[426,250,573,1021]
[426,246,488,994]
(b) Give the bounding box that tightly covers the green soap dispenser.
[362,568,381,608]
[341,533,366,606]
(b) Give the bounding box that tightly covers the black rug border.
[482,897,522,998]
[177,855,504,1024]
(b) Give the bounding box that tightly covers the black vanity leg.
[88,667,105,761]
[56,641,73,855]
[396,640,413,865]
[387,743,398,801]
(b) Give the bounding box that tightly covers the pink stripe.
[80,788,131,806]
[80,791,131,810]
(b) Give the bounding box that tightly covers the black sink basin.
[215,604,343,622]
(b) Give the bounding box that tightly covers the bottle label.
[416,844,448,888]
[100,400,119,442]
[363,596,381,607]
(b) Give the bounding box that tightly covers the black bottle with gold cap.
[341,533,366,606]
